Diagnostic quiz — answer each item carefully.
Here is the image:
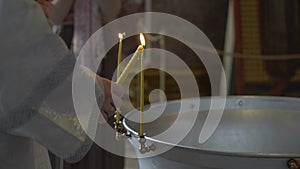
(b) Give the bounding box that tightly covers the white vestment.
[0,0,104,168]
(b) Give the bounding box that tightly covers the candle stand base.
[138,135,156,154]
[114,117,131,141]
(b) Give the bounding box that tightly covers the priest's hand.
[97,77,124,121]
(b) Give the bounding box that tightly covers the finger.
[102,99,117,118]
[101,109,115,121]
[106,110,115,118]
[102,99,115,113]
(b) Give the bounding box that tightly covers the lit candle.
[139,33,146,137]
[116,34,145,84]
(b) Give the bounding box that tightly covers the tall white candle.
[139,45,145,137]
[138,34,146,137]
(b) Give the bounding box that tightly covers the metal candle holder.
[113,111,155,154]
[288,159,300,169]
[114,33,155,154]
[114,110,131,140]
[138,134,156,154]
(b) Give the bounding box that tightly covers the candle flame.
[118,32,125,40]
[140,33,146,46]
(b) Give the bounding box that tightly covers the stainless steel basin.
[124,96,300,169]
